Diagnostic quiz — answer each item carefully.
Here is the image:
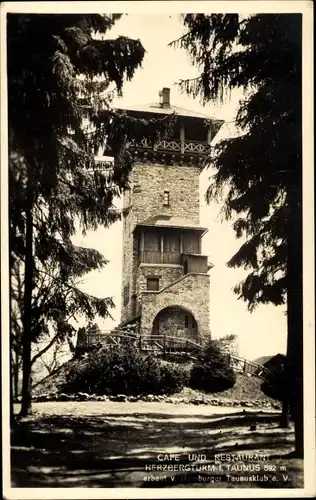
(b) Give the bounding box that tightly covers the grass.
[11,401,303,488]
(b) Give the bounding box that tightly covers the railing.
[84,331,271,380]
[140,251,208,271]
[140,250,181,265]
[224,353,271,379]
[182,254,208,274]
[142,250,161,264]
[128,138,209,155]
[183,141,208,154]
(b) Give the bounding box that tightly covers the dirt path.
[11,402,303,489]
[15,400,279,416]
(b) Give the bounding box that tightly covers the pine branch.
[167,29,194,48]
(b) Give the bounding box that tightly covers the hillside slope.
[32,356,277,407]
[32,359,74,396]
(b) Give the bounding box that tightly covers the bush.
[61,341,188,396]
[189,340,236,393]
[160,363,190,393]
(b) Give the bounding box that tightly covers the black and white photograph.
[1,1,315,498]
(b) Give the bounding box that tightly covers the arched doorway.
[152,306,198,341]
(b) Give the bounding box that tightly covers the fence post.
[139,335,142,352]
[163,335,166,357]
[185,340,188,358]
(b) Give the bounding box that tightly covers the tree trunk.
[13,348,20,399]
[9,263,17,425]
[279,399,290,428]
[291,380,304,457]
[286,195,303,456]
[19,176,34,417]
[13,364,18,400]
[10,350,15,427]
[286,131,303,455]
[287,169,303,453]
[285,16,303,456]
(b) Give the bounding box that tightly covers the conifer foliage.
[8,14,166,417]
[171,13,303,456]
[190,340,236,393]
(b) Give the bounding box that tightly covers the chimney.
[160,87,170,108]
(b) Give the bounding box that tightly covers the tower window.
[185,315,189,328]
[123,284,130,305]
[192,317,197,329]
[147,278,159,291]
[163,190,170,206]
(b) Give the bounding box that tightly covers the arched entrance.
[152,306,198,341]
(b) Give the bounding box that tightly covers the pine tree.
[171,14,303,456]
[8,14,171,417]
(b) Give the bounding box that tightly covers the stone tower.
[118,88,223,343]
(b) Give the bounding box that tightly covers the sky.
[72,13,287,361]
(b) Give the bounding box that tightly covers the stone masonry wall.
[135,264,183,314]
[140,273,210,344]
[155,307,198,341]
[131,163,200,225]
[121,162,201,324]
[121,187,137,323]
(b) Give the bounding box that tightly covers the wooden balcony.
[181,253,209,274]
[128,137,209,155]
[140,250,181,265]
[139,250,210,273]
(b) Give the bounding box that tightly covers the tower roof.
[116,87,224,138]
[120,101,219,120]
[134,214,208,233]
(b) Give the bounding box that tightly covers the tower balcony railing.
[128,137,209,155]
[139,250,181,265]
[139,251,210,273]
